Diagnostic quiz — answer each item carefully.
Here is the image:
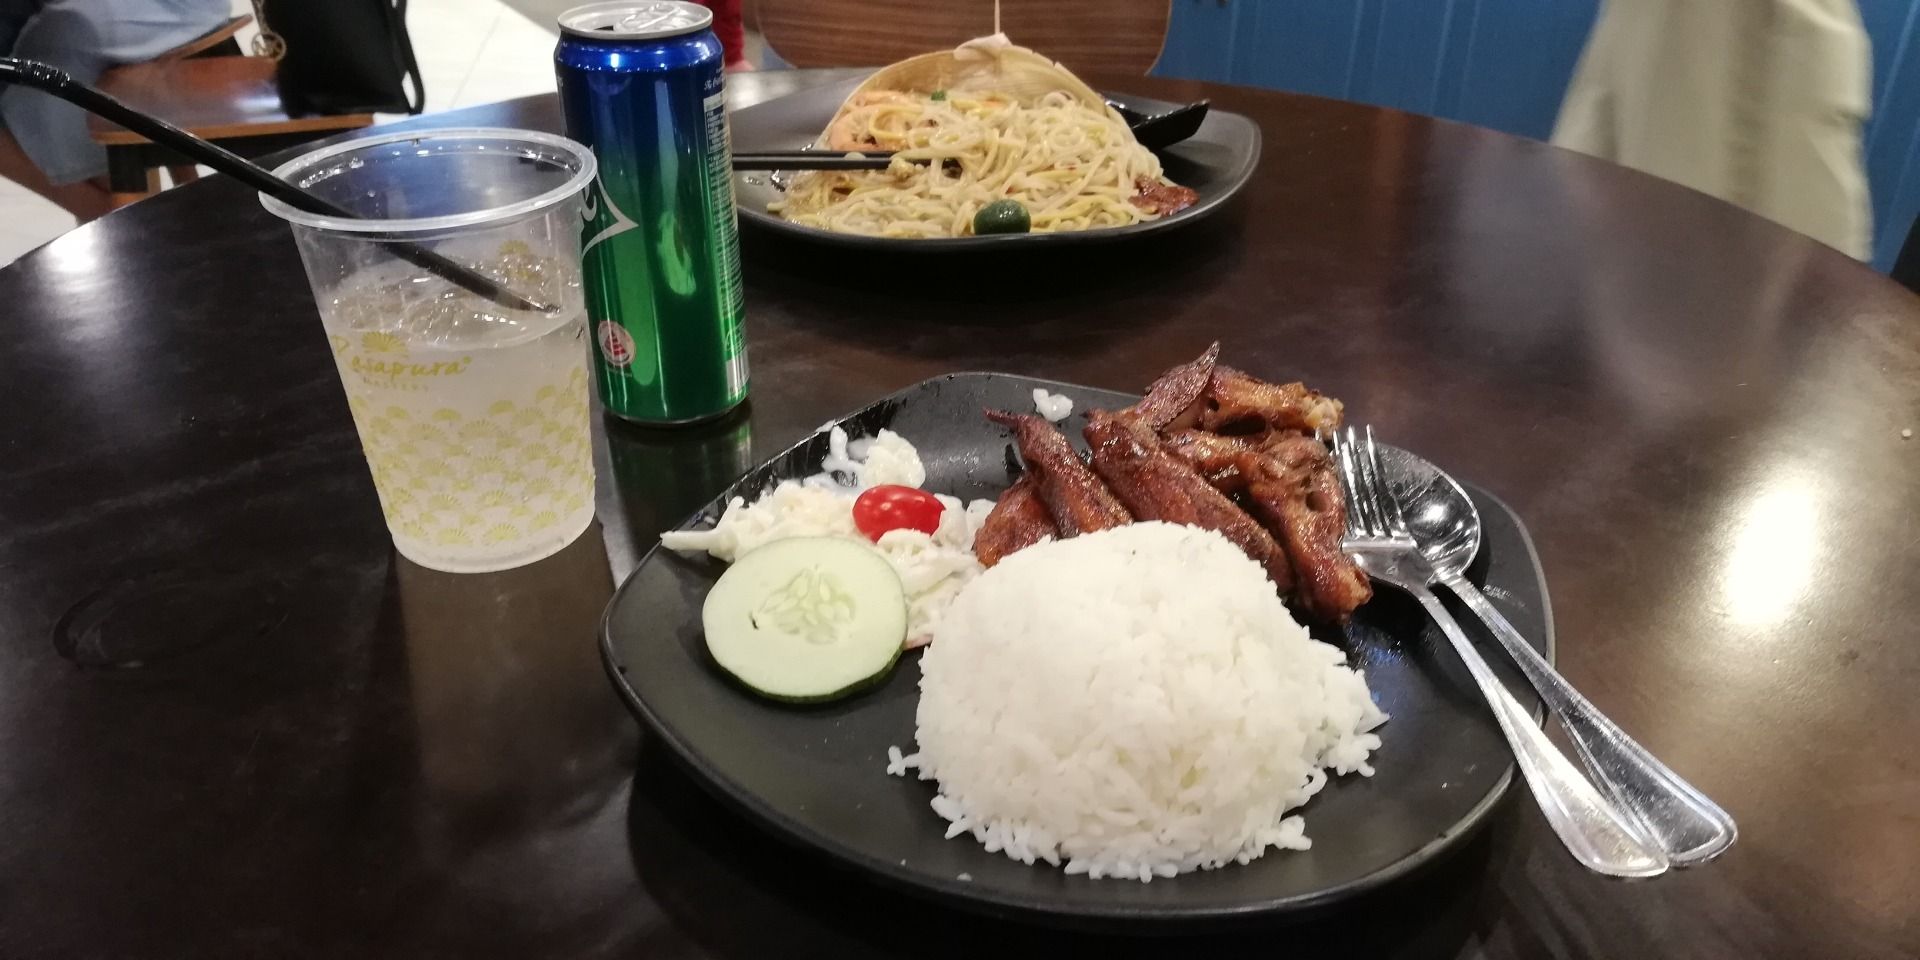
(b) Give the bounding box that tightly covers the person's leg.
[2,0,239,217]
[1,1,116,212]
[0,126,110,220]
[2,0,233,219]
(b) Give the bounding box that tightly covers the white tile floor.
[0,0,561,267]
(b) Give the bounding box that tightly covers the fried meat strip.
[1163,428,1370,620]
[1238,434,1372,621]
[985,410,1131,536]
[1161,429,1256,492]
[1202,366,1345,436]
[1126,342,1219,429]
[973,474,1057,567]
[1083,410,1296,591]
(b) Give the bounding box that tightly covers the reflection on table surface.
[396,529,626,842]
[597,407,756,583]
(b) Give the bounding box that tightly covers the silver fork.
[1332,426,1669,878]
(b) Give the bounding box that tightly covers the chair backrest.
[753,0,1171,76]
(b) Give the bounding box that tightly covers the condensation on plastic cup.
[262,128,603,573]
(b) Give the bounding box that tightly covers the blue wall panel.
[1235,1,1368,98]
[1444,0,1597,137]
[1369,1,1460,117]
[1159,0,1920,271]
[1156,0,1597,138]
[1858,0,1920,269]
[1156,0,1238,83]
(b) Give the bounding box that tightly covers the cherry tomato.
[851,485,945,541]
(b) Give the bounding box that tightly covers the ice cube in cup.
[262,129,600,573]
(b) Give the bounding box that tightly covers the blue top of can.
[557,1,713,40]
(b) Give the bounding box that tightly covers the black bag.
[255,0,425,116]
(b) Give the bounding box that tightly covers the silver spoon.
[1341,436,1664,878]
[1374,443,1738,866]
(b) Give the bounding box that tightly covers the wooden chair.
[752,0,1172,76]
[156,14,252,61]
[84,16,374,208]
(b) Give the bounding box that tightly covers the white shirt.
[1554,0,1873,260]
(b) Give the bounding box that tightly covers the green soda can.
[554,1,749,425]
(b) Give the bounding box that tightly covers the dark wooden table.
[2,70,1915,959]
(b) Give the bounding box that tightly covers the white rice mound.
[898,521,1387,882]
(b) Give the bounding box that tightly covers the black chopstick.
[733,100,1211,173]
[733,151,895,171]
[0,57,554,314]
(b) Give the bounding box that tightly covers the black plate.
[601,373,1552,923]
[728,78,1263,249]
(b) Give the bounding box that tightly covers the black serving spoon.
[733,97,1212,171]
[1105,97,1210,151]
[0,57,553,313]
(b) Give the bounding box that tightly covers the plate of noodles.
[730,35,1261,246]
[602,361,1554,922]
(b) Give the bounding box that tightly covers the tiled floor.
[0,0,561,267]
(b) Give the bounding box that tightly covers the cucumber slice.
[702,536,907,703]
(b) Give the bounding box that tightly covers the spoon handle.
[1407,586,1668,878]
[1437,572,1738,865]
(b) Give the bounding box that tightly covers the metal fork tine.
[1329,429,1348,518]
[1362,426,1392,538]
[1336,430,1367,537]
[1335,427,1374,538]
[1355,426,1389,538]
[1364,425,1413,539]
[1356,425,1391,539]
[1355,427,1385,538]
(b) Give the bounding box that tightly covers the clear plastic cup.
[262,128,599,573]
